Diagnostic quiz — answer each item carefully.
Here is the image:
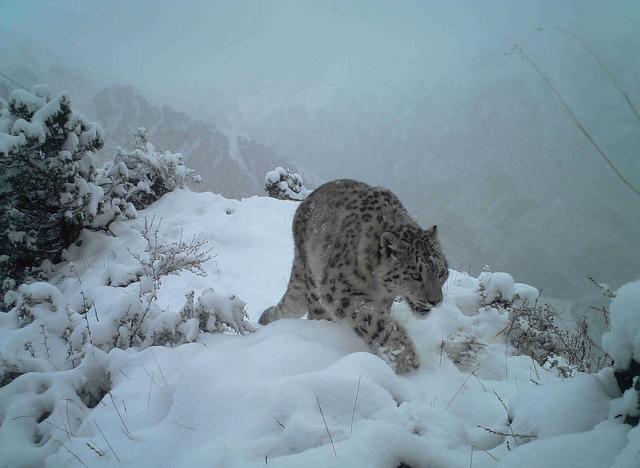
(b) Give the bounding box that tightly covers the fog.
[1,0,639,305]
[6,1,635,114]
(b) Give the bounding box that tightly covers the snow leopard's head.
[379,224,448,316]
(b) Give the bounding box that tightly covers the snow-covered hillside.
[0,189,637,467]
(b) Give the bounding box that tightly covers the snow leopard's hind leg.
[259,252,309,325]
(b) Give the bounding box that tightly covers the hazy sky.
[2,0,637,112]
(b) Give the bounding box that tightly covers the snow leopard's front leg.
[348,298,420,374]
[370,318,420,374]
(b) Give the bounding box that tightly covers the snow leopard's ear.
[425,225,438,239]
[380,231,401,259]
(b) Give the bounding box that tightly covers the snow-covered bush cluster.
[508,302,610,376]
[87,216,247,351]
[94,127,200,228]
[0,86,104,296]
[264,166,310,201]
[0,214,253,382]
[475,268,609,375]
[0,214,254,466]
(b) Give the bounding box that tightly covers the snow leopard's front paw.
[373,340,420,374]
[258,306,279,326]
[393,347,420,374]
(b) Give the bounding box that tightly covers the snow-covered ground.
[0,189,637,467]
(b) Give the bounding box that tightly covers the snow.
[610,380,640,420]
[478,271,515,303]
[508,374,611,439]
[11,118,47,144]
[0,188,635,467]
[496,422,629,468]
[32,93,70,124]
[196,288,256,334]
[614,423,640,468]
[513,283,540,307]
[0,131,26,155]
[31,84,52,100]
[602,279,640,369]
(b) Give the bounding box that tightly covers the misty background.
[1,0,639,310]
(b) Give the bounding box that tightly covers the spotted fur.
[259,179,448,373]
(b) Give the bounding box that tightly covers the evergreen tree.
[0,86,104,294]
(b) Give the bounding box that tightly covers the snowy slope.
[0,189,636,467]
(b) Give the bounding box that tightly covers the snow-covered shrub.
[603,279,640,426]
[149,290,200,346]
[95,128,200,221]
[196,288,256,335]
[99,216,213,349]
[478,269,517,308]
[476,268,608,374]
[264,166,310,201]
[0,282,80,386]
[146,287,256,346]
[86,215,256,350]
[506,300,611,375]
[0,86,104,295]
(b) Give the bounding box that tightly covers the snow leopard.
[259,179,449,373]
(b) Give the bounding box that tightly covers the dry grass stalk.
[316,395,337,457]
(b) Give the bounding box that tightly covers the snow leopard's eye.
[410,272,422,281]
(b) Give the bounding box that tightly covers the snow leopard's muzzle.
[407,298,439,316]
